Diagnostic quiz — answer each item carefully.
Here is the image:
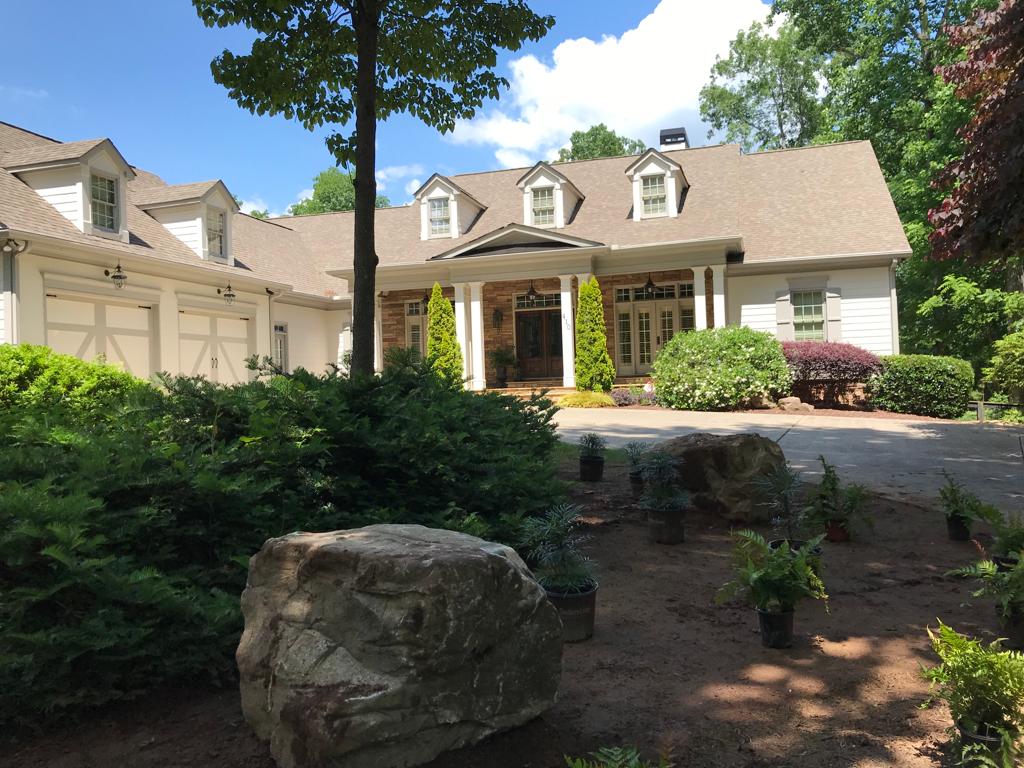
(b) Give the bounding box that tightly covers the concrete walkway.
[555,408,1024,509]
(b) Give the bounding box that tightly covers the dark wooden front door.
[515,310,563,380]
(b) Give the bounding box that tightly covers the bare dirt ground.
[1,453,995,768]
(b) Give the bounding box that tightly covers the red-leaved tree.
[928,0,1024,264]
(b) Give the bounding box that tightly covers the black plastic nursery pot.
[579,455,605,482]
[825,520,851,543]
[957,722,1004,753]
[629,470,644,500]
[994,553,1020,573]
[946,514,971,541]
[647,506,685,544]
[768,539,823,557]
[546,584,597,643]
[999,606,1024,650]
[757,609,795,649]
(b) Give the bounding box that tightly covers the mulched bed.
[1,454,993,768]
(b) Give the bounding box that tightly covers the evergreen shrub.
[574,277,615,392]
[426,282,464,385]
[870,354,974,418]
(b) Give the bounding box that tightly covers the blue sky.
[2,0,771,216]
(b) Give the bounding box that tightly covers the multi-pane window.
[632,284,676,301]
[531,187,555,226]
[617,312,632,365]
[637,311,652,365]
[406,301,422,316]
[406,302,427,357]
[615,288,632,303]
[660,310,675,346]
[90,174,117,231]
[680,308,696,331]
[272,323,289,372]
[429,198,451,236]
[514,293,561,309]
[641,174,667,216]
[679,282,695,298]
[207,211,226,258]
[792,290,826,340]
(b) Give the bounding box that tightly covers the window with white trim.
[406,301,427,357]
[90,174,118,231]
[428,198,451,236]
[272,323,289,372]
[514,292,561,309]
[641,174,667,216]
[531,187,555,226]
[207,211,226,259]
[679,282,694,298]
[792,290,825,340]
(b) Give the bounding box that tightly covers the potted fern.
[757,462,815,552]
[623,441,648,499]
[488,345,518,388]
[578,432,606,482]
[949,558,1024,649]
[716,531,827,648]
[519,503,598,643]
[988,511,1024,572]
[805,456,872,542]
[922,622,1024,762]
[939,471,988,542]
[640,450,688,544]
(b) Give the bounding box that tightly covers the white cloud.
[0,85,49,101]
[403,178,423,196]
[451,0,770,167]
[238,197,276,216]
[376,163,425,190]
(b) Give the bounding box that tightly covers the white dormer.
[624,149,688,221]
[133,180,238,265]
[516,162,583,229]
[413,174,486,241]
[5,138,135,242]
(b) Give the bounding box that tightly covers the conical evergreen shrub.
[574,277,615,392]
[426,282,464,386]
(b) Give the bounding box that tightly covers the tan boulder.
[237,524,562,768]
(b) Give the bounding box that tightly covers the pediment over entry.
[429,223,603,260]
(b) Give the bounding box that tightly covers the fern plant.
[949,558,1024,622]
[565,746,674,768]
[518,503,596,594]
[716,530,827,613]
[805,456,873,536]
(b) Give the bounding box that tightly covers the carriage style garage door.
[44,292,156,378]
[178,308,253,385]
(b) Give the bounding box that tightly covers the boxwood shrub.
[870,354,974,418]
[653,327,791,411]
[782,341,881,404]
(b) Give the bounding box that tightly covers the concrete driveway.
[555,408,1024,510]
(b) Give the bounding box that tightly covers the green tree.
[574,277,615,392]
[247,209,270,219]
[699,20,825,151]
[194,0,553,377]
[557,124,646,162]
[426,282,463,386]
[289,167,390,216]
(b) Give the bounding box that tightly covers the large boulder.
[237,524,562,768]
[659,432,785,522]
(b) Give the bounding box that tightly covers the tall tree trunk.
[349,0,380,376]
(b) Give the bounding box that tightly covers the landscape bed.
[0,449,999,768]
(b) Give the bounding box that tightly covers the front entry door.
[515,310,563,380]
[636,301,677,374]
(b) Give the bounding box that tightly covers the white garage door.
[178,309,253,385]
[45,293,156,378]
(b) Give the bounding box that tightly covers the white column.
[469,281,485,390]
[373,293,383,371]
[559,274,576,389]
[693,267,708,330]
[453,282,470,386]
[710,264,726,328]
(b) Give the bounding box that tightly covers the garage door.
[45,293,156,378]
[178,309,253,385]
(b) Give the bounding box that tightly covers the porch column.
[693,267,708,330]
[710,264,726,328]
[469,281,486,390]
[373,293,383,371]
[453,283,470,386]
[559,274,576,389]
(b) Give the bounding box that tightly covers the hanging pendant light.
[104,263,127,289]
[525,280,540,303]
[422,289,431,310]
[219,283,236,305]
[643,272,657,295]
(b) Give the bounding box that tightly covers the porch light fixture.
[1,238,28,256]
[525,280,539,304]
[104,262,128,289]
[492,308,503,330]
[218,283,237,305]
[422,289,431,309]
[643,273,657,295]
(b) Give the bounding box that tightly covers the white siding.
[727,265,896,356]
[151,204,204,257]
[272,302,332,373]
[19,167,84,230]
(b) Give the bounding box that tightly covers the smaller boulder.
[777,396,814,413]
[659,432,785,522]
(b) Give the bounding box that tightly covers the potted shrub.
[715,530,828,648]
[578,432,606,482]
[519,503,598,643]
[805,456,872,542]
[623,441,648,499]
[939,471,988,541]
[949,558,1024,650]
[988,511,1024,572]
[488,345,518,388]
[922,621,1024,763]
[756,462,815,552]
[639,450,688,544]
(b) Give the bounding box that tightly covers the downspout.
[889,259,901,355]
[266,287,278,369]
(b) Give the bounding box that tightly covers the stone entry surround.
[376,266,726,389]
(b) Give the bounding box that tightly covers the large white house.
[0,121,910,388]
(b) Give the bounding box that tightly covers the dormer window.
[531,187,555,226]
[90,174,118,231]
[641,174,667,217]
[207,211,226,259]
[429,198,451,237]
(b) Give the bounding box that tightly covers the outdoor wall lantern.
[422,289,431,309]
[525,280,540,304]
[492,308,503,330]
[104,263,128,289]
[643,273,657,295]
[1,238,28,256]
[218,283,237,305]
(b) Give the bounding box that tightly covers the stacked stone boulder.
[237,524,563,768]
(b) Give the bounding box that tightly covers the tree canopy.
[557,124,646,162]
[194,0,553,375]
[699,20,824,151]
[289,167,390,216]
